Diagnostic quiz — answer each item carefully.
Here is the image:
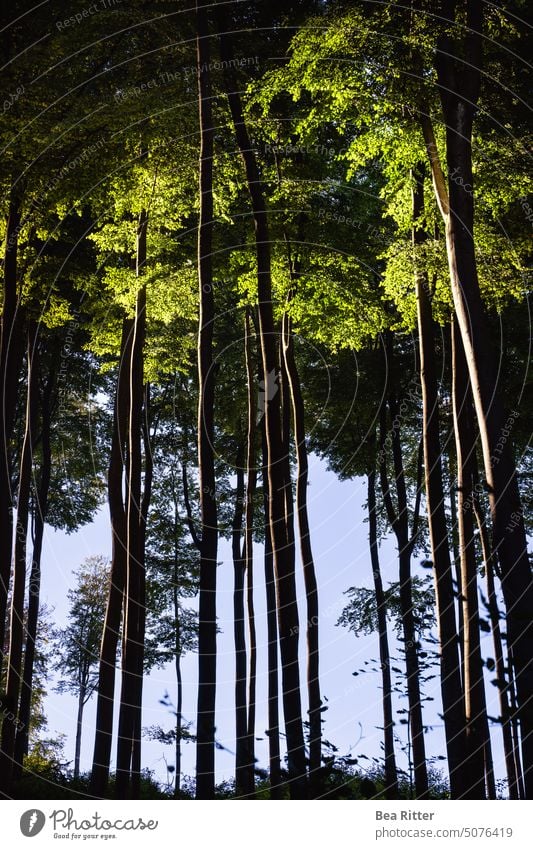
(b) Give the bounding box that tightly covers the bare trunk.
[451,315,487,798]
[218,23,307,798]
[74,687,86,781]
[261,419,282,798]
[0,324,37,795]
[175,652,183,797]
[473,494,519,799]
[398,549,427,799]
[379,393,428,798]
[282,312,322,796]
[13,364,53,775]
[116,212,147,799]
[422,3,533,793]
[195,0,218,799]
[90,317,131,797]
[368,469,398,799]
[447,451,465,684]
[173,562,182,798]
[244,308,257,795]
[508,648,526,799]
[131,381,152,797]
[232,450,248,797]
[412,167,467,797]
[0,189,25,668]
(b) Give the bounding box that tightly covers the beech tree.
[53,557,110,780]
[1,0,530,804]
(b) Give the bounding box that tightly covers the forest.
[0,0,531,802]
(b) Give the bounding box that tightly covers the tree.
[194,0,219,800]
[412,168,469,798]
[425,3,533,794]
[0,323,39,794]
[378,348,428,798]
[218,14,308,799]
[144,408,200,797]
[53,557,110,780]
[0,0,530,803]
[366,467,398,799]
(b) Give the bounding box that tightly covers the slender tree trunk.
[218,22,307,798]
[451,315,487,798]
[0,324,38,795]
[232,448,248,797]
[279,333,295,556]
[195,0,218,799]
[447,451,465,684]
[508,648,526,799]
[74,687,86,781]
[367,468,398,799]
[422,3,533,793]
[282,312,322,796]
[173,548,182,798]
[0,188,25,669]
[261,418,282,798]
[473,494,519,799]
[452,334,496,799]
[130,380,152,797]
[116,212,147,799]
[278,210,322,793]
[379,394,428,798]
[244,308,257,796]
[398,547,427,799]
[175,649,183,797]
[468,497,496,800]
[90,317,131,797]
[13,364,54,776]
[412,167,468,797]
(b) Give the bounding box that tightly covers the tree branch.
[419,113,449,219]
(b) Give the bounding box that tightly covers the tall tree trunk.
[232,448,248,797]
[379,389,428,798]
[279,333,295,563]
[13,363,54,776]
[116,212,147,799]
[397,545,427,800]
[173,524,183,798]
[367,468,398,799]
[451,315,487,798]
[473,493,520,798]
[277,207,322,793]
[282,312,322,796]
[422,2,533,793]
[261,419,282,798]
[195,0,218,799]
[90,316,131,797]
[507,648,526,799]
[218,22,307,799]
[243,308,257,796]
[0,188,25,669]
[412,167,467,797]
[466,489,496,801]
[131,381,152,797]
[175,636,183,797]
[0,323,38,795]
[447,451,465,684]
[74,686,86,781]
